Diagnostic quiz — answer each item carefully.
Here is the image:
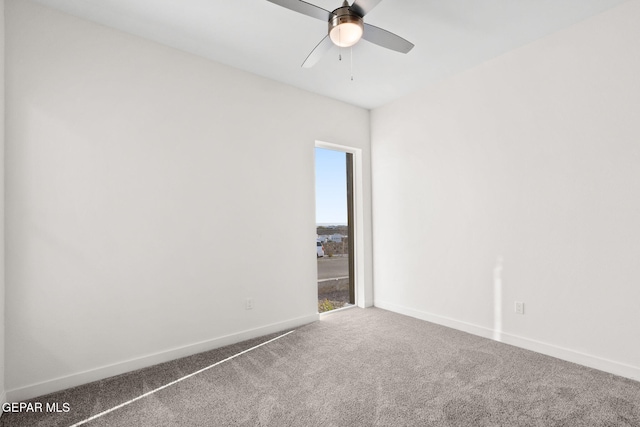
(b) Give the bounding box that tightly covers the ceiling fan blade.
[349,0,383,17]
[362,23,414,54]
[302,35,334,68]
[266,0,334,21]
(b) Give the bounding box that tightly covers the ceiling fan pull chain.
[338,26,343,61]
[350,46,354,81]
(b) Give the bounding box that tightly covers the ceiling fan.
[267,0,414,68]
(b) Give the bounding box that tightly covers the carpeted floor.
[2,307,639,426]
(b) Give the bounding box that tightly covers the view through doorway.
[315,147,355,312]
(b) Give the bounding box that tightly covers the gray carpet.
[2,307,639,426]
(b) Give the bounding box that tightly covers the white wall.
[372,0,640,380]
[5,0,371,400]
[0,0,6,409]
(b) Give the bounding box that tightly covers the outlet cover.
[515,301,524,315]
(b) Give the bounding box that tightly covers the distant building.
[317,234,345,243]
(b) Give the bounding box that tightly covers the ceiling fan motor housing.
[328,5,364,47]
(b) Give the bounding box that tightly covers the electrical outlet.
[515,301,524,315]
[245,298,254,310]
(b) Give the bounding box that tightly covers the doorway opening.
[315,147,355,312]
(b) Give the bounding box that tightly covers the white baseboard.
[319,304,356,318]
[7,313,319,402]
[375,300,640,382]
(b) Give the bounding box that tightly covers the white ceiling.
[31,0,629,109]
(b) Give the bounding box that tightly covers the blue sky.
[315,147,347,225]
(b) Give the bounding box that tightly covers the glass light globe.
[329,22,363,47]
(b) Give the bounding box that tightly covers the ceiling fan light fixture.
[328,6,364,47]
[329,22,363,47]
[267,0,415,68]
